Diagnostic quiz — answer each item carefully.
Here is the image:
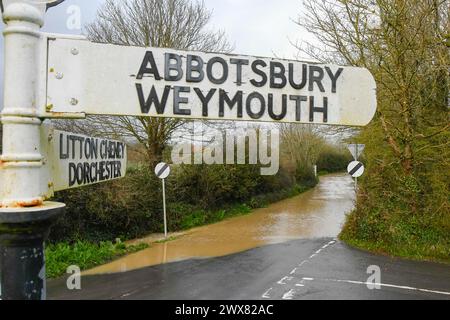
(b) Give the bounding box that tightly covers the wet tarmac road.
[82,173,355,275]
[48,238,450,300]
[47,173,450,299]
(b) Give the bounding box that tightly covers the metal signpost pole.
[0,1,65,300]
[155,162,170,239]
[355,144,358,192]
[162,178,167,239]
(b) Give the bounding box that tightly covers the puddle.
[84,173,355,275]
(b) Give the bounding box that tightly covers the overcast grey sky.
[0,0,312,106]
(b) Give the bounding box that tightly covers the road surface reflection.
[84,173,355,275]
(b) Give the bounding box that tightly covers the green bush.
[316,147,352,173]
[49,164,300,243]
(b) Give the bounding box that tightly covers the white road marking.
[298,260,308,267]
[261,240,338,299]
[277,276,293,285]
[326,279,450,296]
[282,289,296,300]
[261,288,273,299]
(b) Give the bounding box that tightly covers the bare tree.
[58,0,232,167]
[279,123,326,172]
[296,0,449,176]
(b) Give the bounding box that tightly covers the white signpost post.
[155,162,171,239]
[0,0,377,300]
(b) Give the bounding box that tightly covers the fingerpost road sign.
[43,37,377,126]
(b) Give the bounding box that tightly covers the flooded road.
[84,173,355,275]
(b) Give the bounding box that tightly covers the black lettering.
[100,141,107,159]
[90,163,98,183]
[309,96,328,123]
[136,84,171,114]
[186,55,204,82]
[230,58,249,86]
[92,139,98,159]
[194,88,216,116]
[99,161,105,180]
[207,57,228,84]
[136,51,161,80]
[268,94,287,120]
[289,95,307,121]
[289,63,307,90]
[59,134,69,159]
[325,67,343,93]
[78,137,84,159]
[270,62,287,89]
[219,90,243,118]
[69,135,76,160]
[250,60,267,87]
[84,138,91,160]
[117,162,122,177]
[246,92,265,119]
[84,163,90,184]
[76,163,83,186]
[173,86,191,116]
[309,66,325,92]
[69,163,76,187]
[164,53,183,81]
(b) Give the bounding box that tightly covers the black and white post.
[347,144,365,192]
[155,162,171,238]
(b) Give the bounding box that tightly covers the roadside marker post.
[347,160,365,192]
[347,144,365,192]
[155,162,171,238]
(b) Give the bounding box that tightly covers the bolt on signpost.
[155,162,171,238]
[0,0,377,300]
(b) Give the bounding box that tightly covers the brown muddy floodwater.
[84,173,355,275]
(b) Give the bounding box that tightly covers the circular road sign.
[347,161,364,178]
[155,162,170,179]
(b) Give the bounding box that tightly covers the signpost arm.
[0,0,65,300]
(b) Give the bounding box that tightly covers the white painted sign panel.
[45,37,377,126]
[40,125,127,196]
[347,161,365,178]
[347,144,365,160]
[155,162,170,179]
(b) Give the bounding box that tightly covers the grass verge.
[45,240,149,278]
[339,236,450,264]
[339,211,450,264]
